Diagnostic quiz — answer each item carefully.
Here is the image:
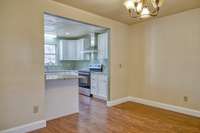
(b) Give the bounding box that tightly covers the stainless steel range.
[78,64,103,97]
[78,70,91,96]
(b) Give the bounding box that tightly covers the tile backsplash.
[45,59,108,73]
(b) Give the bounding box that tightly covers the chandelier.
[124,0,164,19]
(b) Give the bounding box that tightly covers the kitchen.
[44,13,109,120]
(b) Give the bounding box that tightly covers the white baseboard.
[0,120,46,133]
[129,97,200,118]
[107,96,200,118]
[107,97,130,107]
[93,95,107,101]
[46,111,79,121]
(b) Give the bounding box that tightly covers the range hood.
[90,33,96,47]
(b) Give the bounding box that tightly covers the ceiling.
[44,14,107,38]
[53,0,200,24]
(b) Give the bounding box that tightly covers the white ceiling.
[54,0,200,24]
[44,14,107,38]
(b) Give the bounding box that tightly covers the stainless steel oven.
[78,64,103,97]
[78,70,91,96]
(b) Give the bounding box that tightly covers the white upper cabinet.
[59,39,84,60]
[76,39,84,60]
[59,40,77,60]
[98,32,108,60]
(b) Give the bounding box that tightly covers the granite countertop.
[45,70,108,80]
[45,74,80,80]
[45,70,78,74]
[45,70,84,80]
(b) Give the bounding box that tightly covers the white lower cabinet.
[91,75,98,95]
[91,73,107,100]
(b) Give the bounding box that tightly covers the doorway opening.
[44,13,110,120]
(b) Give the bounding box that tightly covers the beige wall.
[1,0,199,130]
[129,8,200,111]
[0,0,130,130]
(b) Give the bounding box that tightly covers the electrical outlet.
[33,105,39,114]
[119,64,122,68]
[183,96,188,102]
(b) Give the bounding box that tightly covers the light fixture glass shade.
[136,2,143,12]
[124,0,135,10]
[141,7,150,18]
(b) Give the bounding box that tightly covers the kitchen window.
[45,44,57,65]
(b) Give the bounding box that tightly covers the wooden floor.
[31,95,200,133]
